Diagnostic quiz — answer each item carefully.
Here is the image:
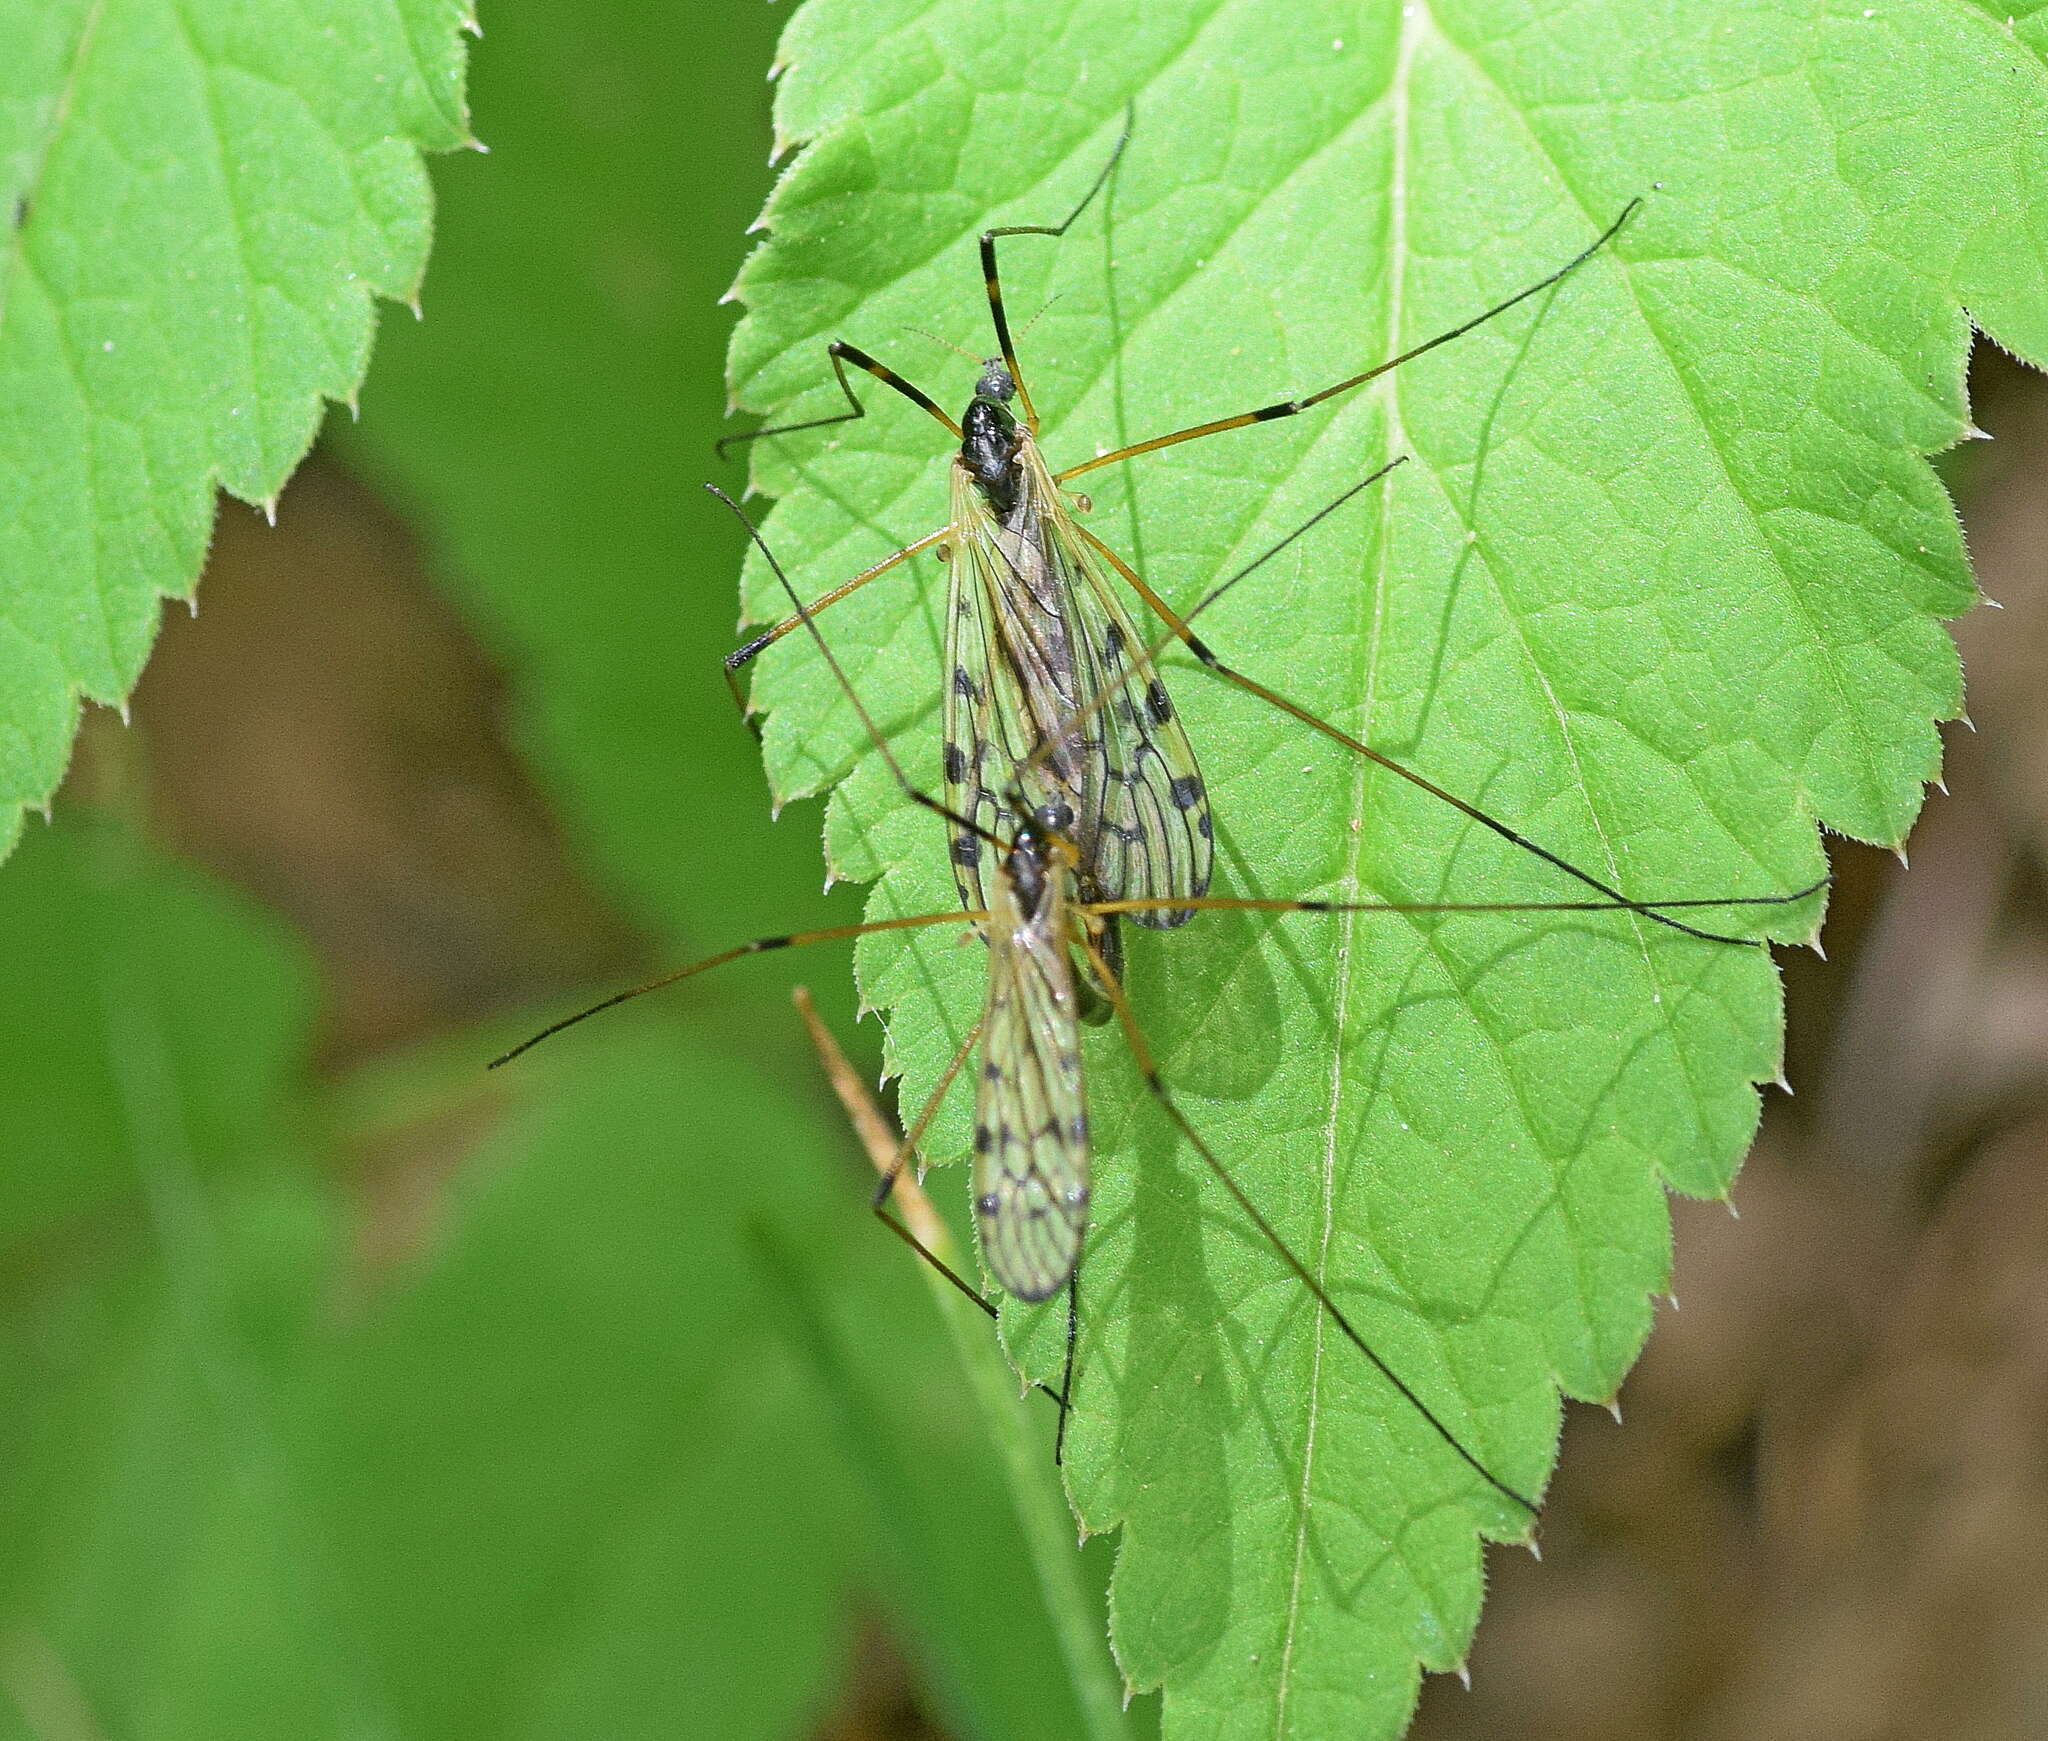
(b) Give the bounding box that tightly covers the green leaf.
[0,816,366,1741]
[0,0,474,864]
[0,805,301,1258]
[725,2,2045,1734]
[302,1016,865,1741]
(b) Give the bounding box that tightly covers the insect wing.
[940,475,1022,919]
[971,864,1089,1302]
[949,443,1212,924]
[1024,461,1212,927]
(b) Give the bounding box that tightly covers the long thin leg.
[723,526,949,693]
[1055,201,1641,485]
[867,1024,1080,1410]
[1053,1265,1081,1466]
[792,989,1069,1412]
[1073,932,1541,1521]
[982,106,1134,431]
[1077,882,1828,926]
[488,905,984,1068]
[794,988,997,1320]
[709,486,1004,856]
[718,339,963,459]
[1070,513,1807,948]
[871,1015,982,1212]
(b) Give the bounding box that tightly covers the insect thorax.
[960,393,1021,516]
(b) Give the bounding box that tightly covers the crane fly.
[491,483,1827,1520]
[718,114,1752,979]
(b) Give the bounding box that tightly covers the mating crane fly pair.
[495,120,1825,1519]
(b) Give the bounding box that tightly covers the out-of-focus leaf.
[308,1005,1111,1741]
[0,812,1106,1741]
[0,810,299,1254]
[0,816,358,1741]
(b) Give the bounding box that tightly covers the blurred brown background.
[105,342,2048,1739]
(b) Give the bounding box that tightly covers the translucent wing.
[971,858,1089,1302]
[945,441,1212,927]
[940,473,1022,920]
[1023,452,1212,928]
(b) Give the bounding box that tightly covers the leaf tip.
[1455,1662,1473,1692]
[1605,1396,1624,1425]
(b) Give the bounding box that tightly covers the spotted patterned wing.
[971,860,1089,1303]
[942,443,1212,929]
[1005,445,1212,927]
[941,470,1026,920]
[1049,503,1212,928]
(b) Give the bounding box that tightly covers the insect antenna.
[902,323,983,362]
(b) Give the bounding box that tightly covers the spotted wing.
[972,867,1089,1303]
[1051,506,1212,927]
[943,443,1212,927]
[1002,447,1212,926]
[941,473,1025,920]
